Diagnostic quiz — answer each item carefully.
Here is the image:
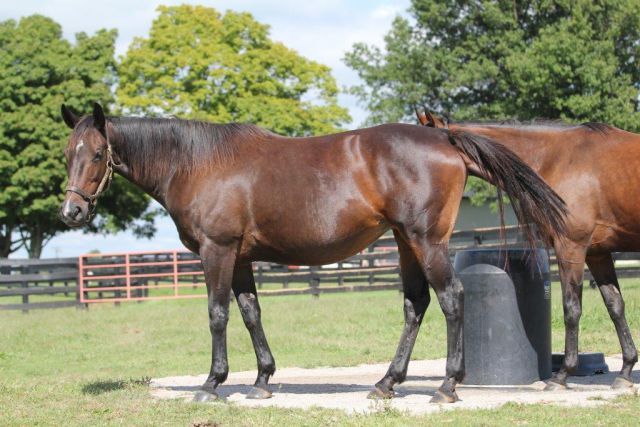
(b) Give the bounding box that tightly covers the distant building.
[454,196,517,231]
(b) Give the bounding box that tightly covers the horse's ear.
[416,108,430,126]
[92,102,106,131]
[424,110,437,127]
[430,111,448,129]
[61,104,79,129]
[414,107,427,126]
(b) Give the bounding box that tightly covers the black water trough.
[454,248,552,385]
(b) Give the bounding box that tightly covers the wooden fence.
[0,257,79,312]
[3,226,640,311]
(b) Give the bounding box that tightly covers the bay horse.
[59,103,567,403]
[418,109,640,390]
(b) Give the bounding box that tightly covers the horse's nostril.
[72,206,82,220]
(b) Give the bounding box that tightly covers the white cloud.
[371,4,404,19]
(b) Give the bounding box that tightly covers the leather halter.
[65,128,114,220]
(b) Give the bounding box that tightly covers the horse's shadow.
[89,368,640,398]
[82,377,151,395]
[561,369,640,387]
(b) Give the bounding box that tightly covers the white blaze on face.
[75,139,84,153]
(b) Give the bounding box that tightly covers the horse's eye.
[92,152,103,162]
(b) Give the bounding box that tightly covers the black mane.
[78,116,271,180]
[452,118,613,135]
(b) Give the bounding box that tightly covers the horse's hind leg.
[369,230,430,399]
[232,262,276,399]
[545,243,586,390]
[586,253,638,388]
[405,236,464,403]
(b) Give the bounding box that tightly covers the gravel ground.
[150,355,638,414]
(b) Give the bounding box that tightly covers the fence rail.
[0,257,78,312]
[3,226,640,310]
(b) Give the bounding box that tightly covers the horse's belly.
[245,222,388,266]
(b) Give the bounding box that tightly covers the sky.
[1,0,411,258]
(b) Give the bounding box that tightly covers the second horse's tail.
[448,130,568,248]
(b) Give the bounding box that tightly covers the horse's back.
[183,124,467,264]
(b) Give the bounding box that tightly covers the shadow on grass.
[82,377,151,395]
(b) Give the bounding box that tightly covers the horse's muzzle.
[59,198,88,227]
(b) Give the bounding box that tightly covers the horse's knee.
[601,287,625,320]
[238,294,261,330]
[403,296,429,326]
[209,304,229,332]
[563,300,582,329]
[438,279,463,321]
[451,278,463,302]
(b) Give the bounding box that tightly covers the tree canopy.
[0,15,156,258]
[346,0,640,126]
[0,7,352,258]
[345,0,640,203]
[118,5,350,136]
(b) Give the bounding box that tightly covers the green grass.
[1,281,640,425]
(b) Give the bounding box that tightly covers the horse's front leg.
[193,240,237,402]
[232,262,276,399]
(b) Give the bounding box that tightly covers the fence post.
[173,250,179,297]
[310,277,320,298]
[77,256,86,309]
[309,267,320,298]
[257,264,263,289]
[125,253,131,303]
[21,264,28,314]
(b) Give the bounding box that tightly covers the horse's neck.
[109,125,172,207]
[112,161,169,207]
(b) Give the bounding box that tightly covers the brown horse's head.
[59,103,113,227]
[415,108,448,129]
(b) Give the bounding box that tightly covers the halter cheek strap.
[65,128,114,220]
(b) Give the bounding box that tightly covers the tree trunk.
[0,225,13,258]
[27,224,44,259]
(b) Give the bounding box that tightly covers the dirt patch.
[150,356,638,414]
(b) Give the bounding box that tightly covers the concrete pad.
[150,355,639,414]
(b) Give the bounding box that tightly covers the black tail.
[448,130,568,248]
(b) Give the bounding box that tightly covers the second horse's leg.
[369,231,430,399]
[545,243,586,390]
[232,262,277,399]
[586,253,637,389]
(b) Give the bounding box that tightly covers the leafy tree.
[117,5,350,136]
[0,15,157,258]
[345,0,640,204]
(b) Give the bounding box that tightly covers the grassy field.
[1,280,640,425]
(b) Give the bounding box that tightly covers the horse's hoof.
[246,386,272,399]
[429,390,459,404]
[367,386,394,400]
[611,376,634,389]
[193,390,219,402]
[544,380,567,391]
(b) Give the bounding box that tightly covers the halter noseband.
[65,128,114,221]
